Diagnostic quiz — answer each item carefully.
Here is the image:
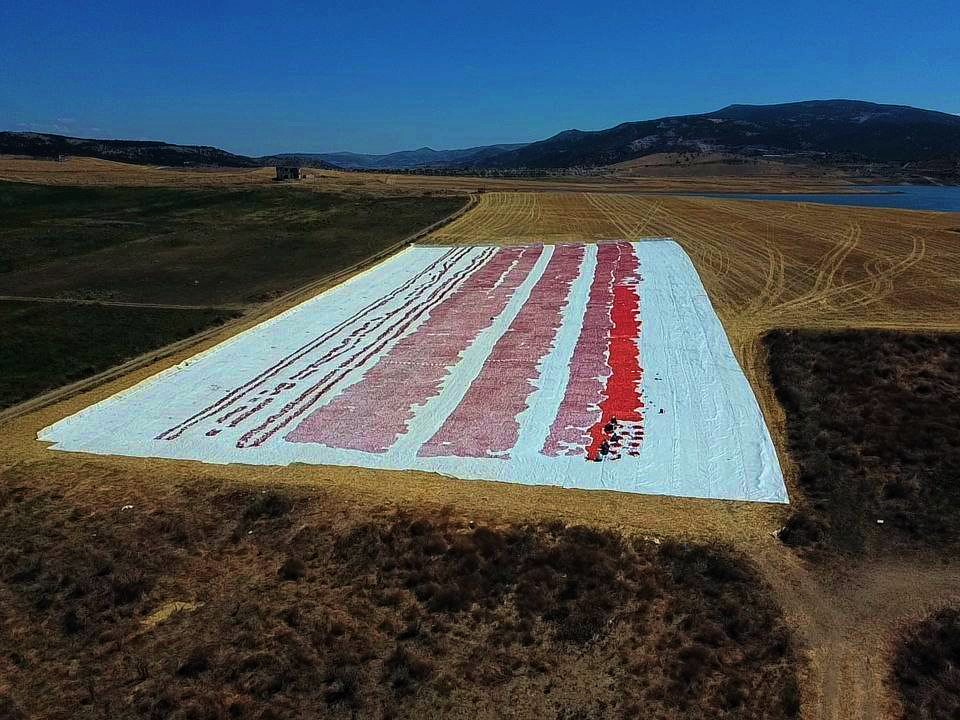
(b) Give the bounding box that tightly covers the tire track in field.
[850,233,925,309]
[733,205,923,319]
[648,198,817,326]
[632,197,772,312]
[811,222,862,299]
[434,192,508,243]
[771,228,925,319]
[854,233,926,308]
[463,193,508,241]
[601,195,763,316]
[688,200,862,309]
[584,193,636,238]
[761,221,862,317]
[676,199,804,292]
[601,194,664,240]
[466,192,507,240]
[745,242,787,320]
[477,192,529,242]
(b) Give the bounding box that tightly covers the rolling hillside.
[0,132,517,171]
[476,100,960,169]
[0,132,262,168]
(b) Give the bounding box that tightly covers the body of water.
[690,185,960,213]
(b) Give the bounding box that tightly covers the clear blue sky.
[1,0,958,155]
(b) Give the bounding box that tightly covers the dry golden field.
[2,161,960,719]
[433,191,960,332]
[0,154,857,194]
[432,191,960,430]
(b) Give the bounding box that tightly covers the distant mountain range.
[0,131,520,171]
[3,100,959,173]
[262,143,528,170]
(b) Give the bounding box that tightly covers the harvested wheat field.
[2,179,960,719]
[432,191,960,419]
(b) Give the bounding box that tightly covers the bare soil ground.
[2,162,960,718]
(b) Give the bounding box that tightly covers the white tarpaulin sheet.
[39,241,788,503]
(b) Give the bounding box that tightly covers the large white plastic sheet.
[39,241,788,503]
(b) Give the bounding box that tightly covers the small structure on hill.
[275,165,303,181]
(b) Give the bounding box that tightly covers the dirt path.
[753,545,960,720]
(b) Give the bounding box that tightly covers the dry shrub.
[892,608,960,719]
[0,689,27,720]
[766,329,960,557]
[0,471,799,719]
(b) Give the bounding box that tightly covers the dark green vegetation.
[765,329,960,557]
[0,181,462,409]
[0,301,235,409]
[0,182,463,304]
[0,471,799,720]
[892,608,960,719]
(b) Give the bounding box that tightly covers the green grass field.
[0,182,464,409]
[0,301,236,409]
[0,183,463,304]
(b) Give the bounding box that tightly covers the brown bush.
[278,558,306,581]
[892,608,960,719]
[766,329,960,557]
[0,471,799,719]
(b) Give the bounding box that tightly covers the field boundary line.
[0,191,478,427]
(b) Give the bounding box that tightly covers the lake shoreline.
[655,185,960,212]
